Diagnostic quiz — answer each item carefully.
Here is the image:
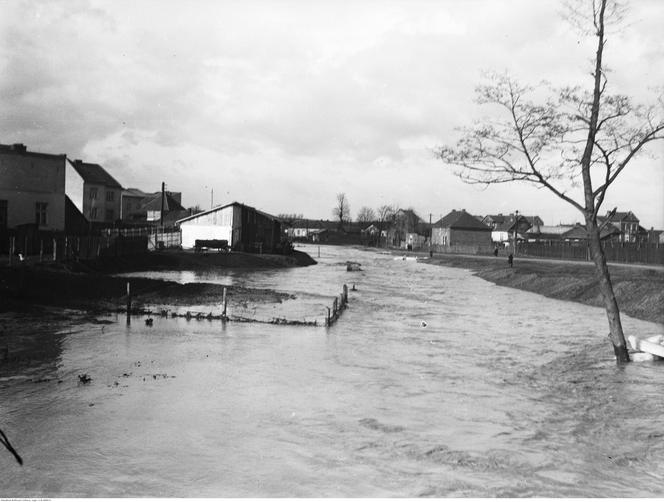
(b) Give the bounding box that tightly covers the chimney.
[12,143,27,153]
[74,159,82,165]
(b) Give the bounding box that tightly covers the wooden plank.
[628,335,664,358]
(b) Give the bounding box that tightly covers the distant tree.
[356,206,376,226]
[436,0,664,362]
[332,193,351,231]
[376,204,397,246]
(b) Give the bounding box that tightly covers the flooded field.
[1,244,663,497]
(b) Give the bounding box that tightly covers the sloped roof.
[123,188,148,198]
[436,210,491,231]
[140,192,185,213]
[606,210,639,223]
[68,159,122,188]
[176,201,278,224]
[563,224,621,240]
[526,225,574,235]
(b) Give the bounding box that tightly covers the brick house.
[432,209,492,252]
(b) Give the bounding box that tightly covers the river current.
[1,244,663,497]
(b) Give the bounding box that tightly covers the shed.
[176,202,282,253]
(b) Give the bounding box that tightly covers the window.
[106,191,115,202]
[89,187,98,200]
[0,200,7,228]
[35,202,48,226]
[105,209,114,221]
[90,207,98,219]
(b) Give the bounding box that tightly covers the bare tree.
[332,193,351,231]
[376,204,397,246]
[436,0,664,362]
[356,206,376,226]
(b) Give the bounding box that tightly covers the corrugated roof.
[68,159,123,188]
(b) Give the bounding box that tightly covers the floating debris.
[78,374,92,384]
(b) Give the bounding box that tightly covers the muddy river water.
[1,244,663,497]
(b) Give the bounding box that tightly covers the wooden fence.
[518,241,664,265]
[5,234,148,265]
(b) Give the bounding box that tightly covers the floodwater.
[1,244,663,497]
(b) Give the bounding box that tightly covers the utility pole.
[160,181,165,227]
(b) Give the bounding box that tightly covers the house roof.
[68,159,123,188]
[122,188,148,198]
[140,192,185,213]
[563,224,622,240]
[601,210,639,223]
[0,143,66,160]
[526,225,574,235]
[176,201,279,224]
[436,210,491,231]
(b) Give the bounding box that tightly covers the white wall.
[65,161,84,214]
[181,224,233,248]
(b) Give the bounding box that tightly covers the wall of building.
[451,229,492,247]
[179,205,238,248]
[0,150,66,230]
[65,162,84,215]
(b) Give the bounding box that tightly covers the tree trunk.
[585,218,630,363]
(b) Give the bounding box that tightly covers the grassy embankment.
[424,253,664,325]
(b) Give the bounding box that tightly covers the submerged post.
[222,287,228,321]
[326,307,331,326]
[126,281,132,325]
[343,284,348,306]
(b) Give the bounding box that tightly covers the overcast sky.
[1,0,663,227]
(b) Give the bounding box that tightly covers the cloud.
[1,0,662,226]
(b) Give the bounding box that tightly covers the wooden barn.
[176,202,282,253]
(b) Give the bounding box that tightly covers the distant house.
[432,209,492,252]
[562,224,622,242]
[387,208,428,248]
[360,224,380,246]
[598,210,641,243]
[121,188,185,224]
[176,202,282,253]
[487,213,532,244]
[0,143,67,232]
[66,159,123,224]
[525,225,575,242]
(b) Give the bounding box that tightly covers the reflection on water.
[1,245,663,497]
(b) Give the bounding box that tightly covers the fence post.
[126,281,132,325]
[343,284,348,306]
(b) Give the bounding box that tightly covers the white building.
[176,202,282,252]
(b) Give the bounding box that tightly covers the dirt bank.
[423,254,664,325]
[0,249,315,315]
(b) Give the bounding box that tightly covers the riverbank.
[0,249,315,316]
[422,253,664,325]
